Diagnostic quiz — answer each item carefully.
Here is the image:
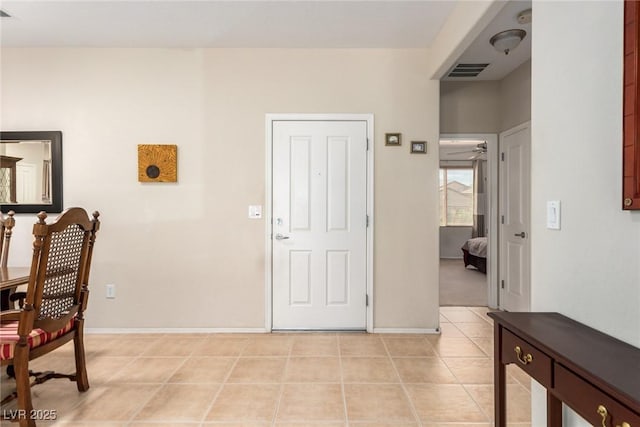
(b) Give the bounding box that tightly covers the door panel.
[326,250,349,305]
[327,137,349,231]
[506,240,523,296]
[500,123,531,312]
[290,137,311,230]
[507,144,524,223]
[272,120,367,330]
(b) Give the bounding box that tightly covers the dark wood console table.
[488,312,640,427]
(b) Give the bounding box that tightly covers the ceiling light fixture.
[490,29,526,55]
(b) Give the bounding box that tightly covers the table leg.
[547,390,563,427]
[494,324,506,427]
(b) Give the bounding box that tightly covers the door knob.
[514,232,526,238]
[275,233,290,240]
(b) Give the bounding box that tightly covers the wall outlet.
[106,284,116,299]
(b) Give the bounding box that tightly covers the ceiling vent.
[447,63,489,78]
[0,10,11,18]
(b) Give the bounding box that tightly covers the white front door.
[499,123,531,312]
[272,120,368,330]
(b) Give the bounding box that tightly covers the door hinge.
[366,138,369,151]
[501,280,505,289]
[501,215,504,224]
[501,152,505,161]
[366,215,370,227]
[366,294,369,306]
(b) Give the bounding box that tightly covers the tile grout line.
[380,336,423,427]
[78,341,156,426]
[117,353,159,427]
[270,336,293,426]
[124,352,191,425]
[337,335,350,427]
[197,337,249,425]
[445,312,494,424]
[460,383,494,423]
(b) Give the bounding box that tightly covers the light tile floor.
[1,306,531,426]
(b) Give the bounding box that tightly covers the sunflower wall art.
[137,144,177,182]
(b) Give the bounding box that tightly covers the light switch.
[248,205,262,219]
[546,201,561,230]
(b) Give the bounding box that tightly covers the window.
[439,168,474,226]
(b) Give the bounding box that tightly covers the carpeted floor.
[440,258,488,306]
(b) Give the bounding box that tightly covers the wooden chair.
[0,210,16,268]
[1,210,16,310]
[0,208,100,427]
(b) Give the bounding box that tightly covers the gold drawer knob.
[624,198,632,207]
[514,346,533,365]
[598,405,631,427]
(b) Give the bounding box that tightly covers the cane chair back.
[27,208,99,331]
[0,210,15,268]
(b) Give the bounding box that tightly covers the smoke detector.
[517,9,532,25]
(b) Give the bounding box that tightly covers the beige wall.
[498,59,531,131]
[439,81,500,133]
[1,48,440,330]
[440,59,531,135]
[531,2,639,426]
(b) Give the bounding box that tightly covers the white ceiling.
[0,0,532,80]
[0,1,457,48]
[442,0,532,81]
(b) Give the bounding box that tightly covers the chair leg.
[13,344,36,427]
[73,320,89,392]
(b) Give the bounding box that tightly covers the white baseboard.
[87,327,441,335]
[372,327,440,334]
[85,328,268,334]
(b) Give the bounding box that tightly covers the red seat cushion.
[0,318,75,361]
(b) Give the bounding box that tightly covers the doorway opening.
[439,134,498,308]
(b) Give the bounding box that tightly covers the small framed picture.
[411,141,427,154]
[385,133,401,146]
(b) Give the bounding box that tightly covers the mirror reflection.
[0,140,53,204]
[0,131,63,214]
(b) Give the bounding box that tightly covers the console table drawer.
[501,327,552,387]
[554,363,640,427]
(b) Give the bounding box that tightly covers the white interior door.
[272,120,368,330]
[16,163,37,203]
[499,123,531,312]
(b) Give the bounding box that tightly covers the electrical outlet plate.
[546,201,561,230]
[106,284,116,299]
[248,205,262,219]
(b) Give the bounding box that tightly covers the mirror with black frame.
[0,131,63,214]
